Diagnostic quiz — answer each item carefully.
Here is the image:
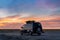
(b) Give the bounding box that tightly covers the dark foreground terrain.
[0,29,60,40]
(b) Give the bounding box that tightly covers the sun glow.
[0,16,55,23]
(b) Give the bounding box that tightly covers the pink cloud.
[35,0,56,9]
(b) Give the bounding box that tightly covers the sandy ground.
[0,30,60,40]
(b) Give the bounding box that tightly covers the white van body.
[22,23,33,30]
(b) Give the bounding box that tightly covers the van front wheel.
[37,32,41,36]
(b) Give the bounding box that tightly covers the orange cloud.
[0,23,4,26]
[0,15,60,29]
[0,15,57,23]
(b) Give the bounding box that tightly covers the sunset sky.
[0,0,60,29]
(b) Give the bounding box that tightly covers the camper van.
[20,21,42,35]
